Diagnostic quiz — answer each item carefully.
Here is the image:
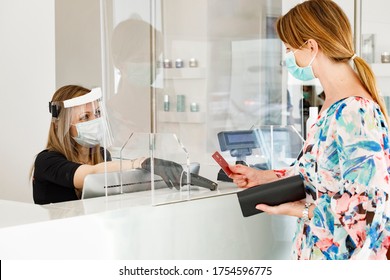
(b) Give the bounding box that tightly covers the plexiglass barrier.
[98,0,312,172]
[95,0,307,205]
[251,125,304,170]
[118,132,217,205]
[215,125,303,174]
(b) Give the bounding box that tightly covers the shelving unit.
[158,111,206,123]
[163,67,206,79]
[158,66,207,124]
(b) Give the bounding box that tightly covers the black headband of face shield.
[49,102,60,118]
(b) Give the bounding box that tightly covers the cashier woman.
[31,85,146,204]
[32,85,204,204]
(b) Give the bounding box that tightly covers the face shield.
[50,88,113,148]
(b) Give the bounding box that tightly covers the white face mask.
[125,62,152,86]
[72,118,104,148]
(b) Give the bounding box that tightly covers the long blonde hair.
[30,85,104,180]
[276,0,389,122]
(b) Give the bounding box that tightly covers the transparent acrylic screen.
[101,0,310,191]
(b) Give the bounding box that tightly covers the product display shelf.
[163,67,206,79]
[158,111,206,123]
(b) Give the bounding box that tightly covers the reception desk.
[0,181,296,259]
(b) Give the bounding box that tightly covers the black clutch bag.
[236,175,305,217]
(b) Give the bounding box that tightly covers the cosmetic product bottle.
[381,52,390,63]
[176,95,185,112]
[163,95,170,111]
[189,58,198,67]
[306,107,318,139]
[163,59,172,68]
[190,102,199,112]
[175,58,184,68]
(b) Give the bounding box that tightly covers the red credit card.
[212,151,233,176]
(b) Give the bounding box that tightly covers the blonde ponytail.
[353,57,389,123]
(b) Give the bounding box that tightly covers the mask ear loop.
[307,51,318,67]
[293,40,317,67]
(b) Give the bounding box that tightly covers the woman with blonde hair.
[32,85,216,204]
[32,85,145,204]
[230,0,390,259]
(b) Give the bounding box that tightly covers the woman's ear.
[307,39,318,54]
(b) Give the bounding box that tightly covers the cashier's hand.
[229,164,279,188]
[141,157,183,189]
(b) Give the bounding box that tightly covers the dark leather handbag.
[236,175,305,217]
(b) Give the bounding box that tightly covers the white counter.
[0,182,296,259]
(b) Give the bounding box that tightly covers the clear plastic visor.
[55,88,113,148]
[67,101,102,136]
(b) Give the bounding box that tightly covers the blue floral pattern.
[288,96,390,259]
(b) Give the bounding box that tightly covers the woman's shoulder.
[324,96,388,137]
[326,96,379,118]
[35,149,66,162]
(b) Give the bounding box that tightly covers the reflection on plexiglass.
[101,0,304,183]
[119,132,218,205]
[216,125,304,172]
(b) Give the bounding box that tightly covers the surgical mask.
[72,118,105,148]
[285,49,317,81]
[303,91,310,99]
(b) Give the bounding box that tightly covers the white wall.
[0,0,55,202]
[55,0,101,88]
[0,0,101,203]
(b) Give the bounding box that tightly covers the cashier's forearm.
[73,157,146,189]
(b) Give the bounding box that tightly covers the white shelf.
[158,111,205,123]
[371,63,390,77]
[163,67,206,79]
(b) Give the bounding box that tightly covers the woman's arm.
[230,163,308,218]
[229,164,294,188]
[255,200,315,219]
[73,157,146,189]
[332,101,390,259]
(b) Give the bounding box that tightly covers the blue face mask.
[285,49,317,81]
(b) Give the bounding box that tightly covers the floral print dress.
[282,96,390,259]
